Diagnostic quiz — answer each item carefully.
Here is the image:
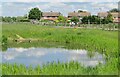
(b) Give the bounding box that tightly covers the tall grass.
[2,23,118,75]
[2,60,118,75]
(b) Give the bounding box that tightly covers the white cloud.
[92,2,117,9]
[15,48,27,52]
[71,50,87,54]
[27,2,75,16]
[4,55,15,60]
[2,47,106,67]
[91,2,118,15]
[1,0,119,2]
[106,3,118,9]
[28,3,53,11]
[3,3,14,6]
[27,51,46,57]
[27,2,89,16]
[3,52,18,60]
[0,4,2,16]
[2,2,118,16]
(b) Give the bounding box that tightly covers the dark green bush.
[19,19,30,22]
[2,35,8,51]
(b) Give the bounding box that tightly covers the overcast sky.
[0,0,119,16]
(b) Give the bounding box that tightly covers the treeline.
[81,14,113,24]
[1,16,30,22]
[1,8,118,24]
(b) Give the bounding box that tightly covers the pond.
[1,47,105,67]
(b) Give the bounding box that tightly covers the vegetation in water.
[2,59,118,75]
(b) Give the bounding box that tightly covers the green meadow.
[1,23,118,75]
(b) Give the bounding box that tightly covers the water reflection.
[2,47,105,67]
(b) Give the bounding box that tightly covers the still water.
[2,47,105,67]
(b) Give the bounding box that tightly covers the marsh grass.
[2,59,118,75]
[2,23,118,75]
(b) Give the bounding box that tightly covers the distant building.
[68,11,91,20]
[98,12,108,19]
[98,12,119,23]
[110,12,119,23]
[41,11,62,21]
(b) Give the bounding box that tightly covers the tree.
[90,15,99,24]
[12,17,17,22]
[109,8,119,12]
[71,16,79,25]
[24,14,28,19]
[2,35,8,51]
[57,16,66,23]
[57,16,67,26]
[16,16,25,22]
[2,17,12,22]
[81,16,88,24]
[107,13,113,23]
[101,18,109,24]
[81,16,99,24]
[28,7,42,20]
[78,10,83,13]
[2,16,30,22]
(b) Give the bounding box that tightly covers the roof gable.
[68,12,91,17]
[43,12,61,17]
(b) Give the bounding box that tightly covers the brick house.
[68,11,91,20]
[41,11,62,21]
[98,12,108,19]
[110,12,119,23]
[98,12,119,23]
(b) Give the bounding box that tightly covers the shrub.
[2,35,8,51]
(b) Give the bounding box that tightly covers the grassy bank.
[2,23,118,54]
[2,23,118,75]
[2,59,118,75]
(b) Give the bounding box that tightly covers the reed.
[2,60,118,75]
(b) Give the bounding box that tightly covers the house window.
[52,16,56,18]
[47,16,51,18]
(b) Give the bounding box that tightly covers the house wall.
[42,16,59,21]
[113,17,119,23]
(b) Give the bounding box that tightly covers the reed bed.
[2,60,118,75]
